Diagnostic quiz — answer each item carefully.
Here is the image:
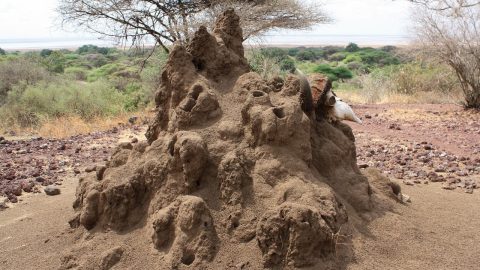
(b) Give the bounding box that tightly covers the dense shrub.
[65,66,88,81]
[280,58,295,72]
[345,43,360,52]
[0,58,50,104]
[0,48,5,55]
[0,80,128,127]
[313,64,353,81]
[77,45,111,55]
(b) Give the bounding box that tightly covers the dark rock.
[7,194,18,203]
[44,185,61,196]
[128,116,138,125]
[131,138,139,144]
[36,176,46,183]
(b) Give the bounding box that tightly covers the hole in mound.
[181,251,195,265]
[252,91,265,97]
[167,136,177,157]
[232,219,240,228]
[190,85,203,100]
[272,107,285,119]
[192,59,205,71]
[181,98,196,112]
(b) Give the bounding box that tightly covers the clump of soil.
[65,9,398,269]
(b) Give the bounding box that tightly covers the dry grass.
[0,110,153,139]
[336,87,464,105]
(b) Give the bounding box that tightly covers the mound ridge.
[65,9,398,270]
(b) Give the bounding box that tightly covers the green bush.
[345,43,360,52]
[288,48,300,56]
[0,58,50,104]
[0,80,128,127]
[0,48,5,55]
[328,52,347,61]
[260,48,288,59]
[296,50,315,61]
[43,51,66,73]
[280,58,296,72]
[87,63,122,82]
[313,64,353,81]
[65,66,88,81]
[40,49,53,57]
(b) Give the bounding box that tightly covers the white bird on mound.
[332,97,362,124]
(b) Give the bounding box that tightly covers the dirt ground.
[1,103,479,270]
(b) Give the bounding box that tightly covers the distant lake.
[0,34,411,50]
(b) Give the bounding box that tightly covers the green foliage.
[280,58,296,72]
[0,48,6,55]
[288,48,300,56]
[77,44,111,55]
[43,51,66,73]
[313,64,353,81]
[386,62,459,94]
[260,48,288,59]
[65,66,88,81]
[87,63,123,82]
[0,80,128,127]
[40,49,53,57]
[0,58,50,104]
[345,43,360,52]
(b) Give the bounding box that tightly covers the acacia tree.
[412,0,480,108]
[58,0,329,53]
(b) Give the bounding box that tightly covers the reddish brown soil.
[352,103,480,192]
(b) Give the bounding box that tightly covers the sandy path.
[349,183,480,270]
[0,175,78,269]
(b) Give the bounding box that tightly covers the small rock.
[403,180,415,186]
[442,183,456,190]
[0,196,8,210]
[365,114,372,119]
[424,145,433,150]
[131,138,139,144]
[36,176,46,183]
[434,166,446,173]
[44,185,61,196]
[358,163,369,169]
[85,166,96,173]
[101,246,124,270]
[400,193,411,203]
[58,144,66,151]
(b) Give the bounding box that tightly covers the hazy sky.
[0,0,413,41]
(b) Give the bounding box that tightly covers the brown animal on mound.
[64,9,400,270]
[310,74,337,121]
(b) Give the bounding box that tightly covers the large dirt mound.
[65,9,399,270]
